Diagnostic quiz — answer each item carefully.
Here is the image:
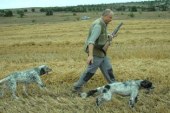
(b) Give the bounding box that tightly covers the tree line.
[40,0,169,12]
[0,0,169,17]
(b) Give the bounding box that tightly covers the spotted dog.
[0,65,52,99]
[81,80,154,108]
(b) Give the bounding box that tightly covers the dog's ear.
[40,68,46,75]
[140,80,152,89]
[104,85,111,90]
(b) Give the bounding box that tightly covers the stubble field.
[0,13,170,113]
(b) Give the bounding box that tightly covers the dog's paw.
[96,98,102,106]
[96,98,100,106]
[80,92,87,99]
[129,100,135,108]
[12,96,19,100]
[96,97,104,107]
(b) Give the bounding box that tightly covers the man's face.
[103,14,113,24]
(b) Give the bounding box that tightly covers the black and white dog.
[81,80,154,108]
[0,65,52,99]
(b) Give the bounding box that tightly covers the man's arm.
[87,44,94,65]
[86,24,101,65]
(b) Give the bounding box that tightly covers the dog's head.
[140,80,154,90]
[39,65,52,76]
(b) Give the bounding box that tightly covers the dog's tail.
[80,86,106,98]
[81,89,98,99]
[0,76,10,84]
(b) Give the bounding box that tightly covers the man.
[73,9,117,93]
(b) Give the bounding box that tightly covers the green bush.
[32,19,36,23]
[73,12,77,16]
[0,10,4,17]
[24,9,28,12]
[46,10,53,16]
[131,6,137,12]
[4,10,13,17]
[31,8,35,12]
[128,12,135,18]
[17,10,24,18]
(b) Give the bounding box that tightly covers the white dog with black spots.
[0,65,52,99]
[81,80,154,108]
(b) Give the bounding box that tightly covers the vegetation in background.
[46,10,53,16]
[17,10,24,18]
[0,10,13,17]
[38,0,169,13]
[0,0,169,18]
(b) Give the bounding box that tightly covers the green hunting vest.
[84,18,108,57]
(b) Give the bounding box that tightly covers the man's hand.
[108,34,117,41]
[87,55,93,65]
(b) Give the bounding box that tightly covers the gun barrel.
[112,22,123,35]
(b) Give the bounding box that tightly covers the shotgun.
[111,22,123,37]
[102,22,123,54]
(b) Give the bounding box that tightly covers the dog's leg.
[96,96,105,106]
[8,81,19,99]
[0,88,4,97]
[34,76,45,89]
[0,90,3,97]
[96,90,112,106]
[23,83,29,96]
[35,76,49,93]
[38,81,46,90]
[129,90,138,108]
[135,96,138,103]
[0,84,6,97]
